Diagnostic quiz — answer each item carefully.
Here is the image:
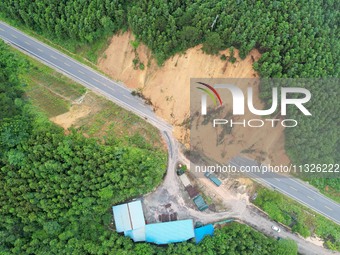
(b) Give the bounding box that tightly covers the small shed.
[179,174,191,187]
[193,195,209,211]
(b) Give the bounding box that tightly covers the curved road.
[1,21,339,254]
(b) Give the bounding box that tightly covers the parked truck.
[204,172,222,187]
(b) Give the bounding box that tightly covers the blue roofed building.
[194,224,214,243]
[112,200,195,245]
[124,227,146,242]
[145,220,195,245]
[112,200,145,233]
[112,203,132,232]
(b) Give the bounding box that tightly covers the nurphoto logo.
[196,82,312,128]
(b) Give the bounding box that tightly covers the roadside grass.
[253,186,340,251]
[76,96,165,151]
[200,192,213,205]
[0,14,110,67]
[294,174,340,204]
[24,83,70,118]
[320,189,340,204]
[13,47,166,153]
[74,36,110,63]
[15,49,85,118]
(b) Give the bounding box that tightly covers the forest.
[0,40,298,254]
[1,0,338,193]
[0,0,338,253]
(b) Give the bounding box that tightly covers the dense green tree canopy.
[0,0,338,252]
[0,41,166,254]
[1,0,338,169]
[0,38,297,255]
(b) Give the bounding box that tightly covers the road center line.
[50,55,57,60]
[0,28,4,31]
[24,41,31,45]
[4,23,338,226]
[37,48,43,52]
[274,178,281,182]
[64,62,71,67]
[289,186,298,191]
[324,205,333,211]
[91,77,115,91]
[78,70,85,74]
[307,196,315,201]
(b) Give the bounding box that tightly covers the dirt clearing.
[50,103,92,129]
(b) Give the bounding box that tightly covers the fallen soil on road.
[98,31,290,167]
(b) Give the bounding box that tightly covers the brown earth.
[50,103,93,130]
[97,31,290,167]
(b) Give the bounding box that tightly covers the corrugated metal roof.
[112,204,132,232]
[112,200,145,233]
[193,195,209,211]
[128,201,145,229]
[194,224,214,243]
[179,174,191,187]
[125,227,146,242]
[145,219,194,244]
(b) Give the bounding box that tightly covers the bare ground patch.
[98,31,290,167]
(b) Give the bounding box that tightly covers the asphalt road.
[229,156,340,224]
[0,20,339,228]
[0,22,171,133]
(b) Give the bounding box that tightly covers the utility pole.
[211,15,219,30]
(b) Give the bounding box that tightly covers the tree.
[202,32,223,55]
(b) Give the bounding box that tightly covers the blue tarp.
[194,224,214,243]
[145,219,195,244]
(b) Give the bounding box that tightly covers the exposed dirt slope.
[98,31,289,166]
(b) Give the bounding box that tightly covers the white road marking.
[91,77,115,91]
[0,28,4,31]
[11,34,17,38]
[50,55,57,60]
[289,186,298,191]
[123,94,130,100]
[37,48,43,52]
[290,178,340,208]
[78,70,85,74]
[324,206,333,211]
[24,41,31,45]
[307,196,315,201]
[8,23,336,225]
[64,62,71,67]
[274,178,281,182]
